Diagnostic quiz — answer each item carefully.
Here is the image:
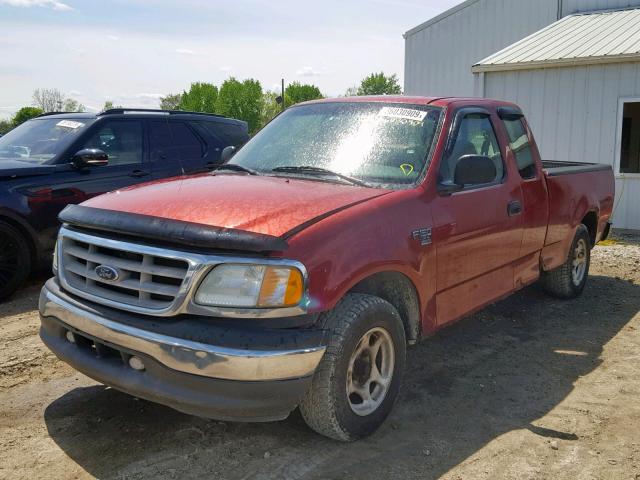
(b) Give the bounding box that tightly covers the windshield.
[229,102,442,188]
[0,117,93,164]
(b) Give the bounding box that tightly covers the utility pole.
[276,78,286,112]
[281,78,285,111]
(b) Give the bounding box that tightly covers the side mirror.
[72,148,108,168]
[220,145,237,163]
[453,155,496,186]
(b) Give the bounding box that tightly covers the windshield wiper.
[271,166,370,187]
[214,164,260,175]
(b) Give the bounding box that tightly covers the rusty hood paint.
[81,173,389,237]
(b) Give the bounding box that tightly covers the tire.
[299,293,406,441]
[541,224,591,299]
[0,221,31,301]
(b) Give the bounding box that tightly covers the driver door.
[431,107,524,326]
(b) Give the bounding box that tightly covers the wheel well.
[0,216,36,265]
[581,211,598,247]
[348,271,421,344]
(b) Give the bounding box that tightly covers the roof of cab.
[296,95,520,109]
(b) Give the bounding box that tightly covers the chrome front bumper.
[39,279,326,382]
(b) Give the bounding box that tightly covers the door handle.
[129,169,150,178]
[507,200,522,217]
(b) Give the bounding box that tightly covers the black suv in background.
[0,109,248,299]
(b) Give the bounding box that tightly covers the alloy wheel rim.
[571,238,588,286]
[346,326,395,416]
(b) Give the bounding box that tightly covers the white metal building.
[405,0,640,230]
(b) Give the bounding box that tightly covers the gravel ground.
[0,232,639,480]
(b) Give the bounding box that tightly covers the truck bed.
[542,160,615,253]
[542,160,612,177]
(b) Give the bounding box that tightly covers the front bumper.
[39,279,326,421]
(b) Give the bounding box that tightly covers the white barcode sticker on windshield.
[379,106,427,122]
[56,120,84,129]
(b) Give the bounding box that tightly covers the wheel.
[299,293,406,441]
[541,224,591,299]
[0,221,31,300]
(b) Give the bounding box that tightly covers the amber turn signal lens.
[258,266,304,307]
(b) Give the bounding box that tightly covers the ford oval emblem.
[95,265,120,282]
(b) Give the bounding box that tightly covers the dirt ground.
[0,233,639,480]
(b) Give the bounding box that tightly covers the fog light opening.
[128,356,145,371]
[65,330,76,344]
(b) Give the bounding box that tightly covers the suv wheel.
[299,294,406,441]
[0,221,31,300]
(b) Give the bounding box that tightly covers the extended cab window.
[439,114,504,185]
[503,118,536,179]
[81,120,142,166]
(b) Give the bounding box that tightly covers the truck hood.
[0,158,56,178]
[82,173,389,237]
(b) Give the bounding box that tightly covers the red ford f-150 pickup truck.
[39,96,614,441]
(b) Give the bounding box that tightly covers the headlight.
[194,264,304,308]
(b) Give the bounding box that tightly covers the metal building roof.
[473,8,640,72]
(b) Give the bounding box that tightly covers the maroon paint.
[81,97,614,336]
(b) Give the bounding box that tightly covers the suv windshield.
[229,102,442,188]
[0,117,93,164]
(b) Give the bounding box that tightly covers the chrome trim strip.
[40,281,325,381]
[56,226,309,318]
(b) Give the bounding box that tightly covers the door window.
[196,121,247,147]
[80,120,143,166]
[169,122,204,163]
[503,118,536,179]
[149,120,205,168]
[440,114,504,185]
[148,120,173,162]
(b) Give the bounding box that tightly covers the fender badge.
[411,228,432,246]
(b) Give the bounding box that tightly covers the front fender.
[285,188,436,332]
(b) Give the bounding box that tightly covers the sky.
[0,0,460,119]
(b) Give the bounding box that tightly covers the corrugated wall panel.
[562,0,640,15]
[404,0,558,96]
[485,63,640,229]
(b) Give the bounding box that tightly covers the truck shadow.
[43,275,640,480]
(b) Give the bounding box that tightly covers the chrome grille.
[60,230,189,310]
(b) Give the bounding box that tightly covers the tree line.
[0,88,86,135]
[0,72,401,136]
[160,72,400,134]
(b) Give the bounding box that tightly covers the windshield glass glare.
[230,102,441,188]
[0,118,93,163]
